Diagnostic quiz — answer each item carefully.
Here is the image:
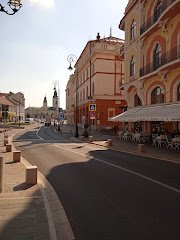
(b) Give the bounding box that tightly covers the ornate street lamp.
[67,54,79,138]
[0,0,22,15]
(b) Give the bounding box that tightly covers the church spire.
[43,95,47,108]
[109,26,112,37]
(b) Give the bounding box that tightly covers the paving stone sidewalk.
[0,125,75,240]
[0,128,50,240]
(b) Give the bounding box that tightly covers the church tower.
[43,96,48,108]
[53,87,58,110]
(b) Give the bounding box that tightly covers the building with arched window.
[114,0,180,134]
[130,20,136,40]
[66,33,126,128]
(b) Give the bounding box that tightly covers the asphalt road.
[13,125,180,240]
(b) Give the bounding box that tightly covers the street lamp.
[67,54,79,138]
[16,94,25,126]
[0,0,22,15]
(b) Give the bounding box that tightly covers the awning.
[109,103,180,122]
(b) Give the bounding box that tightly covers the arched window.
[92,82,95,95]
[130,56,135,77]
[77,92,79,103]
[130,20,136,40]
[153,43,162,70]
[91,63,95,75]
[154,1,162,21]
[151,86,164,104]
[177,83,180,101]
[134,94,142,107]
[80,91,82,101]
[86,86,88,98]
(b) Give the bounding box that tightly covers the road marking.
[36,128,44,140]
[13,138,43,142]
[53,144,180,194]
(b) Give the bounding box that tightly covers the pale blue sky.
[0,0,128,109]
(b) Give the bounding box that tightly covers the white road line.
[53,144,180,194]
[13,138,43,141]
[36,128,44,140]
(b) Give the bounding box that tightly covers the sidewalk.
[60,124,180,164]
[91,136,180,163]
[0,125,74,240]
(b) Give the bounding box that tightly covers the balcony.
[140,0,176,35]
[140,45,180,77]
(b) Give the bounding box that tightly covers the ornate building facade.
[66,74,75,124]
[66,33,126,128]
[117,0,180,133]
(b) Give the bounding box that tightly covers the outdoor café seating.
[118,130,180,151]
[172,137,180,151]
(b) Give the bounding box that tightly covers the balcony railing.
[140,0,175,35]
[140,45,180,77]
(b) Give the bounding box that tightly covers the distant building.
[0,92,25,123]
[66,33,126,128]
[66,74,75,124]
[25,87,62,120]
[117,0,180,133]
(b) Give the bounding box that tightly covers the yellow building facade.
[66,74,75,124]
[66,34,126,129]
[118,0,180,134]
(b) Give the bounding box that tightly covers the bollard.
[4,139,8,146]
[26,166,37,185]
[88,136,93,143]
[13,151,21,162]
[138,144,145,153]
[107,139,112,147]
[6,144,12,152]
[0,156,3,193]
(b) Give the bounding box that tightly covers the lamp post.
[17,94,25,126]
[67,54,79,138]
[0,0,22,15]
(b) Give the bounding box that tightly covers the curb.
[72,136,180,164]
[9,127,75,240]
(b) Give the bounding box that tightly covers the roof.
[0,96,15,106]
[74,35,124,68]
[119,0,139,30]
[109,103,180,122]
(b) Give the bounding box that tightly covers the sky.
[0,0,128,109]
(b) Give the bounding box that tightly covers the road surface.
[13,125,180,240]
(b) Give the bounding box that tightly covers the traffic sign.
[89,103,96,112]
[89,112,96,119]
[58,113,64,120]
